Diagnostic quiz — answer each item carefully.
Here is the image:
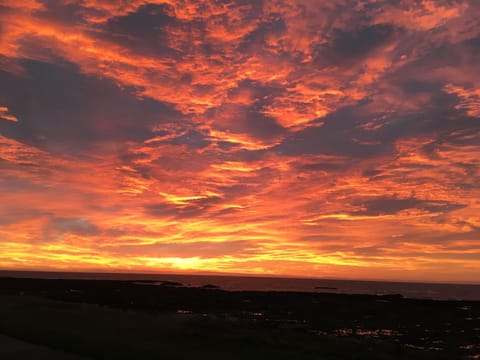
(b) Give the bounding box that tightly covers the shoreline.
[0,276,479,359]
[1,270,479,301]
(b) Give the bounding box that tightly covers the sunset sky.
[1,0,479,283]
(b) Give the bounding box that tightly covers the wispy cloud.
[0,0,479,281]
[0,106,18,122]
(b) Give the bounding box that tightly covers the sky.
[0,0,479,283]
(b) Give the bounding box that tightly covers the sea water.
[1,270,479,301]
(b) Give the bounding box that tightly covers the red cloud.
[0,0,479,281]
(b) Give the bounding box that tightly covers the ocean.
[1,270,479,301]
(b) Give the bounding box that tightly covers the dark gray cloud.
[207,102,286,142]
[238,18,286,53]
[0,60,183,154]
[275,105,392,157]
[33,0,86,26]
[318,24,398,66]
[0,175,48,193]
[299,162,346,173]
[353,196,466,216]
[163,129,211,149]
[98,3,179,58]
[48,217,100,236]
[276,82,480,160]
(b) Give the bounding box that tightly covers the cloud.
[0,60,183,153]
[275,105,391,157]
[319,24,398,66]
[144,192,223,220]
[353,196,466,216]
[0,0,479,281]
[444,84,480,118]
[103,240,256,258]
[0,106,18,122]
[47,217,100,237]
[0,206,49,226]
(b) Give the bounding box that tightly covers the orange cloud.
[0,0,479,282]
[0,106,18,122]
[444,84,480,118]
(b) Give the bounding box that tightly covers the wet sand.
[0,334,88,360]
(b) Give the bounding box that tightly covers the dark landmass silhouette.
[315,286,338,290]
[0,276,478,359]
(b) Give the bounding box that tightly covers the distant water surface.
[1,270,479,301]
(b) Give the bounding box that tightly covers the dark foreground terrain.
[0,334,88,360]
[0,277,478,359]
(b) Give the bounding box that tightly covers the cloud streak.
[0,106,18,122]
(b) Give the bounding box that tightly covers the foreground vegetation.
[0,295,441,360]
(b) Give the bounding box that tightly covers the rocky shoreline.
[0,277,478,359]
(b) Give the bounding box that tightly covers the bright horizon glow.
[0,0,479,283]
[0,268,479,286]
